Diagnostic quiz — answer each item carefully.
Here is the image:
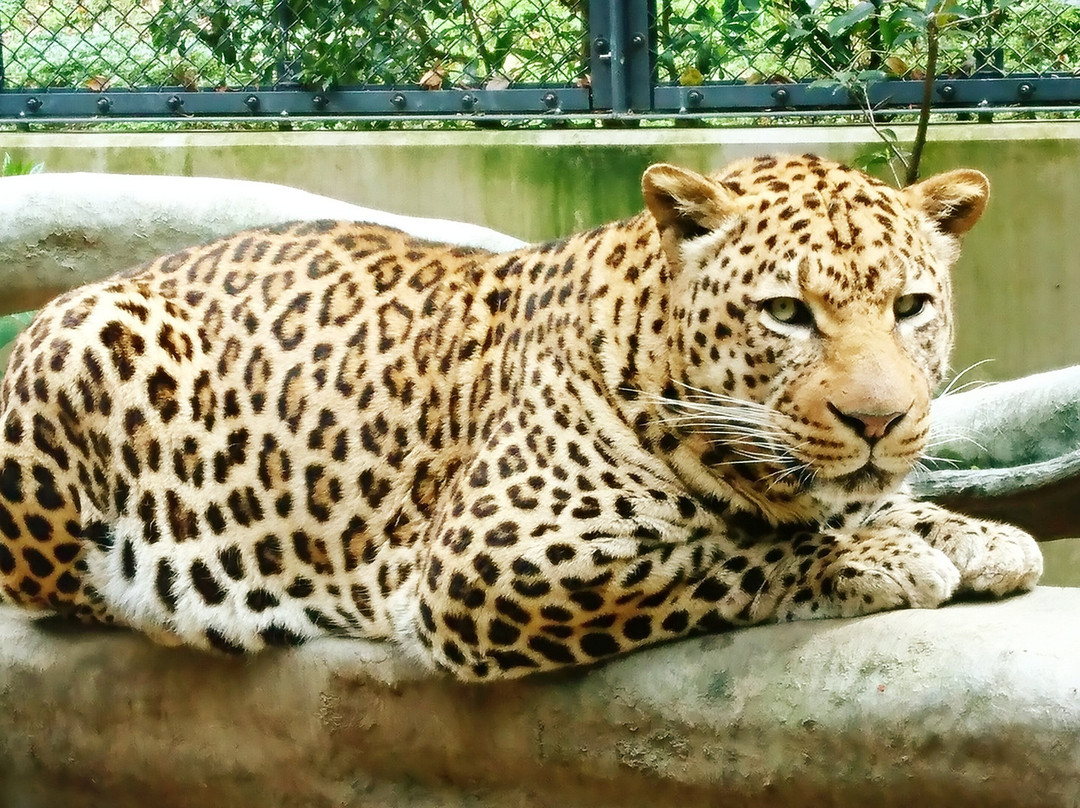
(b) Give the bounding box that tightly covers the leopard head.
[641,154,989,517]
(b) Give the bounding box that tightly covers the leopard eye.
[762,297,813,327]
[895,293,931,320]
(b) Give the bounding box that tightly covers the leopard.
[0,153,1042,681]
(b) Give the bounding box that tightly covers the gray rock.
[0,172,525,314]
[912,365,1080,539]
[916,364,1080,498]
[1,587,1077,807]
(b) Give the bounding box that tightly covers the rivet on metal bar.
[939,84,956,99]
[772,88,789,106]
[167,95,183,113]
[25,97,41,113]
[687,90,703,108]
[312,94,329,110]
[96,97,112,113]
[390,93,406,109]
[542,92,559,109]
[594,37,611,63]
[1017,83,1034,100]
[244,95,260,111]
[461,94,476,110]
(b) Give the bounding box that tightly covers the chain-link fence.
[2,0,1080,121]
[658,0,1080,83]
[2,0,588,90]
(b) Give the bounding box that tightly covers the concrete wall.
[1,123,1078,382]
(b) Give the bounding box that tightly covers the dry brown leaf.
[419,61,446,90]
[84,75,113,92]
[884,56,909,76]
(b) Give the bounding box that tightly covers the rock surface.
[0,172,525,314]
[1,588,1078,808]
[918,366,1080,498]
[912,366,1080,539]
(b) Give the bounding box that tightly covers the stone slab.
[1,587,1077,807]
[910,365,1080,539]
[0,172,525,314]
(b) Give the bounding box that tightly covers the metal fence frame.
[2,0,1080,123]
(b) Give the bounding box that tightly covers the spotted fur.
[0,154,1041,679]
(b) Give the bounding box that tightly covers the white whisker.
[918,454,963,468]
[636,381,811,472]
[708,457,789,467]
[926,433,987,453]
[937,359,994,399]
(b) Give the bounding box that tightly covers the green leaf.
[940,3,977,18]
[692,5,720,25]
[879,15,895,47]
[892,30,921,48]
[491,30,515,72]
[785,22,811,39]
[826,1,877,37]
[890,6,928,29]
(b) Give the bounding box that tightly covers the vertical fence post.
[589,0,654,115]
[275,0,299,88]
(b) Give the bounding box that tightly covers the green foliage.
[1,154,44,176]
[851,130,908,185]
[140,0,586,90]
[146,0,276,85]
[0,0,225,87]
[2,0,1080,96]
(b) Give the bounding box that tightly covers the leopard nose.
[827,403,906,442]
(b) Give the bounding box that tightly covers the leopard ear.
[905,168,990,237]
[642,163,739,239]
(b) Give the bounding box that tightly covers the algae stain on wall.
[488,145,671,242]
[920,137,1080,382]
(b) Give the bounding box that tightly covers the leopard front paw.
[949,521,1043,597]
[779,543,960,621]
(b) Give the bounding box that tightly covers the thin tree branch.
[460,0,495,76]
[906,15,939,185]
[859,91,908,186]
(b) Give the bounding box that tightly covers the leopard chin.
[830,462,898,493]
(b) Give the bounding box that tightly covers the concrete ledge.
[0,172,525,314]
[2,588,1078,807]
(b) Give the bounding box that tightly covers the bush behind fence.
[2,0,1080,121]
